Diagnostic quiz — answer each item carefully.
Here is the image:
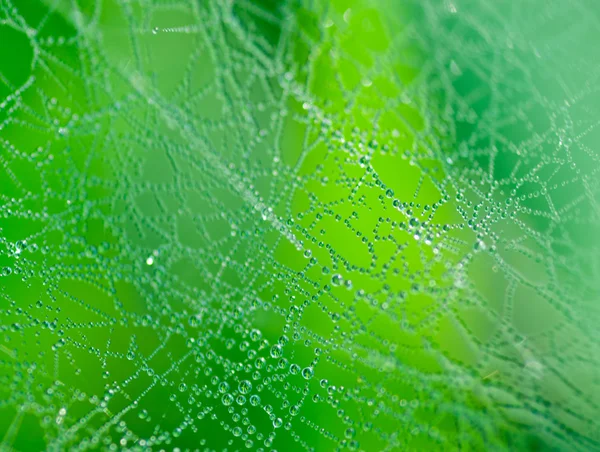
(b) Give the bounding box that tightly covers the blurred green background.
[1,0,600,450]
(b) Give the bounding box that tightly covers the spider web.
[1,0,600,450]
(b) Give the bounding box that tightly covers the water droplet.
[221,393,234,406]
[331,274,343,286]
[238,380,252,394]
[302,367,314,380]
[270,344,283,358]
[249,394,261,406]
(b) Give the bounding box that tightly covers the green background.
[1,0,599,450]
